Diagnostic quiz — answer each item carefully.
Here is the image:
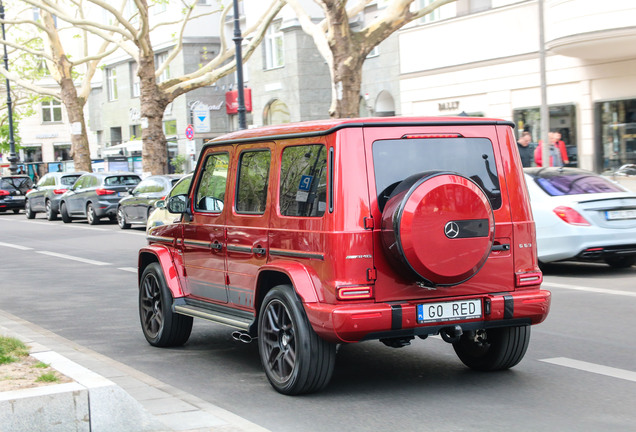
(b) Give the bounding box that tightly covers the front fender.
[138,244,185,298]
[257,260,321,304]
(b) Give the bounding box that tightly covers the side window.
[236,150,271,214]
[75,177,86,190]
[279,144,327,217]
[195,153,229,212]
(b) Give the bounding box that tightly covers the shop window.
[279,144,327,217]
[54,144,71,161]
[596,99,636,172]
[23,146,43,162]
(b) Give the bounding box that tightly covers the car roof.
[80,172,140,177]
[524,167,596,178]
[205,116,515,148]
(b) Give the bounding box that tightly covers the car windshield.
[104,175,141,186]
[61,175,82,186]
[0,177,30,190]
[534,173,624,196]
[373,137,502,211]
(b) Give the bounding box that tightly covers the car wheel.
[117,207,131,229]
[258,284,336,395]
[60,202,72,223]
[86,203,99,225]
[45,200,57,221]
[453,325,530,371]
[605,256,636,268]
[25,199,35,219]
[139,263,193,347]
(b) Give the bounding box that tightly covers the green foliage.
[36,372,59,383]
[170,154,187,174]
[33,362,50,369]
[0,336,29,365]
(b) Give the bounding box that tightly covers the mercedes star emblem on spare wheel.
[444,221,460,239]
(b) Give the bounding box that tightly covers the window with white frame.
[420,0,441,23]
[42,99,62,123]
[155,52,171,83]
[107,67,118,101]
[264,22,284,70]
[130,62,140,97]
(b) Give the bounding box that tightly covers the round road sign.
[185,124,194,140]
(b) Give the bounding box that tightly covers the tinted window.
[61,175,81,187]
[170,175,192,198]
[279,144,327,217]
[195,154,228,212]
[135,178,165,194]
[104,175,141,186]
[236,150,270,214]
[373,138,502,210]
[534,173,624,196]
[0,177,32,191]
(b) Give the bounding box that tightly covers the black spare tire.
[381,171,494,286]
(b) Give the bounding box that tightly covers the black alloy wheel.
[139,263,192,347]
[258,285,336,395]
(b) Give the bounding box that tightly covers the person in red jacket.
[534,130,569,167]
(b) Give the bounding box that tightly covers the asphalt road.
[1,211,635,431]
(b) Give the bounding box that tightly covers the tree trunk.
[138,54,170,175]
[331,57,364,118]
[59,77,91,172]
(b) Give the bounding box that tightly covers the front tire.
[86,203,99,225]
[46,200,57,221]
[60,202,72,223]
[258,285,336,395]
[453,325,530,371]
[117,207,131,229]
[25,199,35,219]
[139,263,193,347]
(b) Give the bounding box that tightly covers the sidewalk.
[0,309,271,432]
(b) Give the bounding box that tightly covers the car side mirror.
[167,194,188,214]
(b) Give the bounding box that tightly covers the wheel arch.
[138,245,185,298]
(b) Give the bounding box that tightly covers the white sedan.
[525,167,636,268]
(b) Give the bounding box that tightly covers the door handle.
[211,241,223,251]
[491,244,510,252]
[253,246,267,256]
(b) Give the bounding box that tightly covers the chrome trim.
[227,245,253,253]
[183,239,212,248]
[147,235,174,243]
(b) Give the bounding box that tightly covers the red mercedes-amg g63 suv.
[139,117,551,395]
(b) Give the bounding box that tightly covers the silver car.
[25,171,87,220]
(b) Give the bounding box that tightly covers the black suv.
[0,175,33,214]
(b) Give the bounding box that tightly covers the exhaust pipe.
[231,330,254,344]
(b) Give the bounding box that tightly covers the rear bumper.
[304,290,551,343]
[0,198,26,210]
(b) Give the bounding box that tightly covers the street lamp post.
[232,0,247,130]
[0,0,18,174]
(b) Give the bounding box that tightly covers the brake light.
[0,190,9,196]
[53,188,68,195]
[336,286,373,300]
[95,188,116,195]
[553,206,590,226]
[402,133,462,139]
[516,271,543,287]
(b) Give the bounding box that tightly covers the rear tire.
[453,325,530,371]
[139,263,193,347]
[258,284,336,395]
[25,199,35,219]
[46,200,57,221]
[60,202,72,223]
[605,256,636,268]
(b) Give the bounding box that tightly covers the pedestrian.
[534,130,569,167]
[517,131,533,167]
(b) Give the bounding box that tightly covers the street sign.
[193,105,210,133]
[185,124,194,140]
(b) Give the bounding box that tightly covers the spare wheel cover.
[384,172,494,286]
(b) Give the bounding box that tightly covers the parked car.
[24,171,87,220]
[146,174,193,234]
[138,117,551,395]
[116,174,183,229]
[59,172,141,225]
[525,167,636,267]
[0,175,33,213]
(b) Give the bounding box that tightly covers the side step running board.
[173,299,253,331]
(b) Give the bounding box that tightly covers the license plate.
[417,299,482,324]
[606,209,636,220]
[118,192,129,197]
[6,196,25,201]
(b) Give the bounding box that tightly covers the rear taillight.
[0,190,9,196]
[402,133,462,139]
[336,286,373,300]
[516,271,543,287]
[553,206,590,226]
[53,188,68,195]
[95,188,116,196]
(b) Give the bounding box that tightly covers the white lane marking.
[542,282,636,298]
[36,251,110,266]
[0,242,34,251]
[541,357,636,383]
[118,267,137,273]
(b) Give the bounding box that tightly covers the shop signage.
[225,88,253,115]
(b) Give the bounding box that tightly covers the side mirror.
[167,194,188,214]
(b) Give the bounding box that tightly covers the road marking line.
[36,251,110,266]
[542,282,636,298]
[0,242,33,251]
[118,267,137,273]
[540,357,636,382]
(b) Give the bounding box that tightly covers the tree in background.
[284,0,456,118]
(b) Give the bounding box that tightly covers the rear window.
[61,175,82,186]
[104,175,141,186]
[373,138,502,211]
[0,177,32,191]
[534,173,624,196]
